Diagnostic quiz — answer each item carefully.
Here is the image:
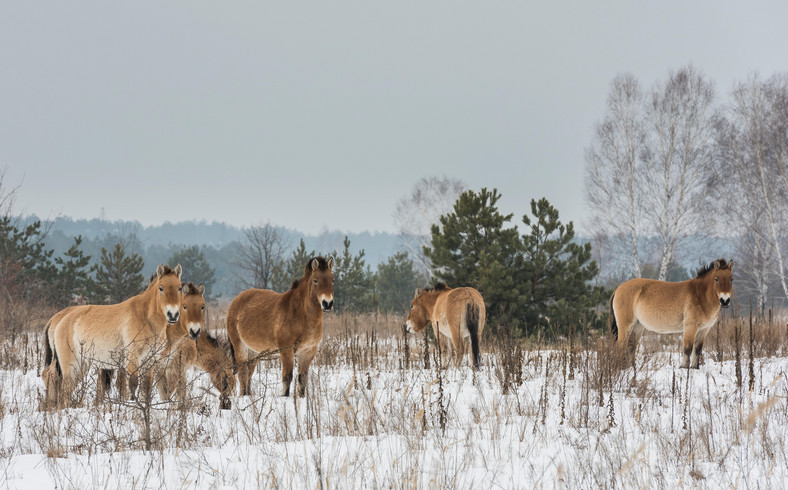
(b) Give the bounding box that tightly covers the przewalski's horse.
[405,283,486,369]
[610,258,734,369]
[51,264,183,405]
[158,329,236,410]
[227,256,334,397]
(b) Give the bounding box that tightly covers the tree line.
[584,66,788,314]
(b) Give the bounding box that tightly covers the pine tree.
[425,188,522,333]
[332,236,371,312]
[0,217,56,300]
[519,198,606,335]
[375,251,426,313]
[272,239,315,292]
[168,245,215,297]
[91,242,145,304]
[53,236,92,306]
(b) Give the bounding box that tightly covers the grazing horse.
[610,258,734,369]
[227,256,334,397]
[51,264,183,405]
[405,283,486,369]
[158,329,236,410]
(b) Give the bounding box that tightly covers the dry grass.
[1,305,788,487]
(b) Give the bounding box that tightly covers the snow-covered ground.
[1,328,787,489]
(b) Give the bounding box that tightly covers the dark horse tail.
[466,303,481,369]
[609,292,618,341]
[229,338,238,375]
[43,321,61,377]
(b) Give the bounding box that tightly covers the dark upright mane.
[182,282,201,296]
[425,282,450,292]
[695,258,730,278]
[148,265,179,284]
[291,256,332,291]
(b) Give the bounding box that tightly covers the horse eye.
[313,279,318,284]
[715,277,719,282]
[183,305,187,310]
[159,286,164,292]
[178,286,182,292]
[201,305,205,310]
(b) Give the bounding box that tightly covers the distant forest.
[25,216,402,299]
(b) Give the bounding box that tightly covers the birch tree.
[393,176,466,278]
[642,66,716,281]
[584,74,647,278]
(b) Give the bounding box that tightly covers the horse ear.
[728,259,734,270]
[414,288,421,299]
[156,264,164,278]
[327,256,335,271]
[713,260,721,270]
[198,283,205,295]
[174,264,183,279]
[311,258,319,271]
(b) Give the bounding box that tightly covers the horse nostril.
[322,300,334,311]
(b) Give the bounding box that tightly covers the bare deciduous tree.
[642,65,717,281]
[717,73,788,304]
[584,73,647,278]
[393,176,465,277]
[234,222,289,290]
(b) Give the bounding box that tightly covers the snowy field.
[1,314,788,489]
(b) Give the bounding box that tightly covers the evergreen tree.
[53,236,92,306]
[425,188,522,333]
[272,239,315,292]
[168,245,216,297]
[375,251,426,313]
[0,217,56,300]
[91,242,145,304]
[519,198,606,335]
[426,189,605,337]
[332,236,371,312]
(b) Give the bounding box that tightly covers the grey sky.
[2,2,786,235]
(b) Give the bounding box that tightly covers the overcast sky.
[1,2,786,235]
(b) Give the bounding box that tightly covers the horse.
[50,264,183,405]
[405,283,486,369]
[609,258,734,369]
[158,329,236,410]
[227,256,334,397]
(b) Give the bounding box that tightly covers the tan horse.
[227,256,334,397]
[405,283,486,369]
[51,264,183,404]
[610,258,734,369]
[158,329,236,410]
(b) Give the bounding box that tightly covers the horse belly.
[71,325,125,368]
[634,306,684,334]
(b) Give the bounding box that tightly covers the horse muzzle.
[321,299,334,312]
[166,312,180,324]
[720,298,731,308]
[188,325,201,340]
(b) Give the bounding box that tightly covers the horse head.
[180,282,205,339]
[154,264,183,324]
[306,256,334,312]
[712,259,734,308]
[406,288,431,333]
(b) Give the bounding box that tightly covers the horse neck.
[292,280,319,313]
[132,283,165,323]
[693,274,718,307]
[422,292,442,320]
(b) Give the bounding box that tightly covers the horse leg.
[680,323,700,369]
[280,349,295,397]
[95,369,113,405]
[295,346,318,397]
[234,347,254,397]
[451,327,465,367]
[691,327,712,369]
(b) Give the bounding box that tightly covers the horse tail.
[228,337,238,375]
[44,320,53,369]
[466,302,481,369]
[609,292,618,341]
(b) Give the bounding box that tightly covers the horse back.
[229,288,293,350]
[437,287,486,333]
